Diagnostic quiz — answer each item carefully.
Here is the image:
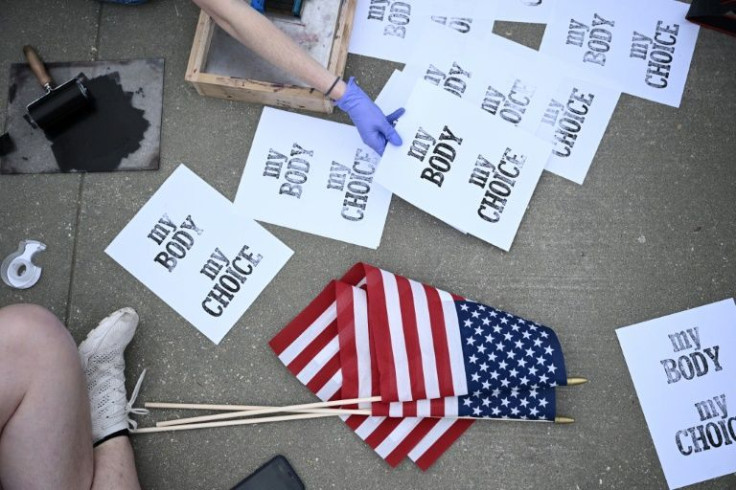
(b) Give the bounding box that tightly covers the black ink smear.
[0,133,15,156]
[48,72,149,172]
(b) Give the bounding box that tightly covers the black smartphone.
[230,455,305,490]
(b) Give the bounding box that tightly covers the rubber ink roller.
[22,45,92,131]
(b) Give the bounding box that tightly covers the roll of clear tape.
[1,240,46,289]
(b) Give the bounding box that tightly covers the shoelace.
[125,368,150,430]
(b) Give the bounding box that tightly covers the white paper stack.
[365,27,622,250]
[232,0,699,252]
[401,32,621,184]
[349,0,699,106]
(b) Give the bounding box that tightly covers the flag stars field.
[455,301,568,419]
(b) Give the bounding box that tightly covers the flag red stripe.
[364,418,403,449]
[430,398,445,417]
[424,285,455,396]
[344,414,368,431]
[341,262,368,286]
[395,275,427,400]
[284,322,337,376]
[403,402,417,417]
[360,264,386,399]
[367,308,381,399]
[336,284,359,400]
[371,403,389,416]
[365,267,399,401]
[305,354,341,394]
[269,281,337,354]
[414,420,474,471]
[384,418,441,467]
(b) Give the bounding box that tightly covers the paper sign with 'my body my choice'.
[376,81,551,251]
[348,0,494,63]
[234,108,392,249]
[616,299,736,489]
[106,165,293,344]
[540,0,699,107]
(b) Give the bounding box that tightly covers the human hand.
[336,77,405,155]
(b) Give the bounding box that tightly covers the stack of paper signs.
[232,0,699,252]
[399,32,621,185]
[349,0,699,108]
[369,25,624,250]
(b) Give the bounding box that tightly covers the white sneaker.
[78,307,147,444]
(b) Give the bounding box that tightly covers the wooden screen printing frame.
[185,0,356,114]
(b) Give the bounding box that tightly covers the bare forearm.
[192,0,346,98]
[190,0,405,155]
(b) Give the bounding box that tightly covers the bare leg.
[91,437,140,490]
[0,304,140,490]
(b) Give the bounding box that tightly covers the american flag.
[270,278,472,470]
[340,264,567,402]
[270,263,567,469]
[336,282,560,421]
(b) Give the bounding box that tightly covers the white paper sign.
[487,36,621,184]
[402,32,621,184]
[348,0,495,63]
[492,0,557,24]
[375,69,416,114]
[106,165,293,344]
[376,81,552,251]
[540,0,699,107]
[234,108,392,249]
[616,299,736,489]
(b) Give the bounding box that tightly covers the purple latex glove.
[336,77,405,155]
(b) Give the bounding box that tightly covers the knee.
[0,304,77,361]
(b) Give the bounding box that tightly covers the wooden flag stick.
[566,377,588,386]
[146,396,380,413]
[158,407,371,426]
[146,402,272,411]
[133,412,337,434]
[153,396,381,427]
[456,416,574,424]
[159,410,574,428]
[132,412,575,435]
